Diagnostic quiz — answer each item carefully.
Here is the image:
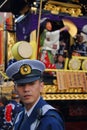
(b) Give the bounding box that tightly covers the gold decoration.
[44,1,82,17]
[42,93,87,100]
[69,58,81,70]
[63,19,77,37]
[20,64,31,75]
[82,60,87,70]
[8,32,16,60]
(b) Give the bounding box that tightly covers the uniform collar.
[25,96,40,117]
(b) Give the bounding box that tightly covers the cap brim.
[14,76,41,84]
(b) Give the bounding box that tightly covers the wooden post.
[4,22,8,71]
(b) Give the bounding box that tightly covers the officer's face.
[15,80,44,110]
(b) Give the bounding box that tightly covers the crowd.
[39,18,87,69]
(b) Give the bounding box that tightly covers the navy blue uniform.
[71,42,87,56]
[14,97,64,130]
[0,106,5,130]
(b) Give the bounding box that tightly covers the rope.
[0,0,8,8]
[36,0,43,56]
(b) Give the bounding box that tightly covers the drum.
[82,60,87,70]
[69,58,81,70]
[11,41,33,60]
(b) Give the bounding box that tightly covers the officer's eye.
[16,82,35,87]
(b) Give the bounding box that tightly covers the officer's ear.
[39,78,44,93]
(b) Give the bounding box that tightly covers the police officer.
[6,59,65,130]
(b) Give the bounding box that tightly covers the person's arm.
[60,26,69,32]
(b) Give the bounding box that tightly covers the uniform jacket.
[13,97,65,130]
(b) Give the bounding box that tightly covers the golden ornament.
[20,64,31,75]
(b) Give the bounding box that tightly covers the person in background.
[39,19,69,69]
[1,90,23,130]
[72,50,81,56]
[55,53,65,69]
[6,59,65,130]
[0,96,8,107]
[70,33,87,56]
[0,96,8,130]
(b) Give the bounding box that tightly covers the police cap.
[6,59,45,84]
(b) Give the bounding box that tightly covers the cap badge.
[20,64,31,75]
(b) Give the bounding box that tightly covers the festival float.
[0,0,87,129]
